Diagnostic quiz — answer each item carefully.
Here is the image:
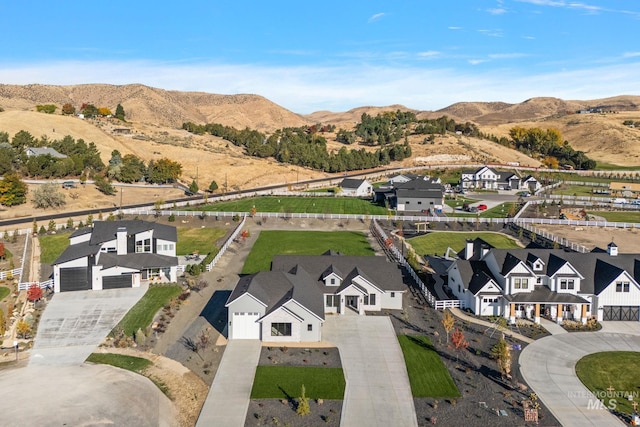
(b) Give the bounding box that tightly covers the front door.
[346,296,358,310]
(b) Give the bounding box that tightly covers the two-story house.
[225,251,406,341]
[460,166,525,191]
[448,240,640,324]
[52,220,178,292]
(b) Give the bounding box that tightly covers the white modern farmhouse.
[225,251,406,341]
[448,239,640,324]
[52,220,178,292]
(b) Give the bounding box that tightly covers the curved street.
[519,322,640,427]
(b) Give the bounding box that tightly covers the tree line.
[181,122,412,172]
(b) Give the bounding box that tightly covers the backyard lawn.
[185,196,388,215]
[251,366,345,399]
[242,230,374,274]
[408,231,522,256]
[575,351,640,415]
[176,227,226,256]
[116,285,182,336]
[587,211,640,223]
[398,335,460,398]
[39,232,71,264]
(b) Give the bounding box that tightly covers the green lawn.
[550,185,605,197]
[116,285,182,336]
[185,196,389,215]
[251,366,345,399]
[409,231,522,256]
[86,352,152,373]
[587,211,640,223]
[176,227,226,256]
[39,232,71,264]
[398,335,460,398]
[575,351,640,415]
[242,230,374,274]
[0,286,10,301]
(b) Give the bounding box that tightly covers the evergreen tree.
[115,103,126,121]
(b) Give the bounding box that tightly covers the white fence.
[0,268,22,281]
[206,215,247,272]
[370,220,461,310]
[18,279,53,291]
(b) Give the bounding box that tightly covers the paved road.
[520,322,640,427]
[324,315,418,427]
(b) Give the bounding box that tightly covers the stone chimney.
[116,227,127,255]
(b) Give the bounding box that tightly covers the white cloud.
[368,13,385,23]
[487,8,507,15]
[0,59,638,113]
[623,52,640,58]
[416,51,440,59]
[448,26,462,30]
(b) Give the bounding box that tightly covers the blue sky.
[1,0,639,113]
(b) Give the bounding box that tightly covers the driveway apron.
[30,285,148,366]
[196,339,262,427]
[520,329,640,427]
[324,315,418,427]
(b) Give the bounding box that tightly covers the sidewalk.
[449,308,534,343]
[539,317,568,335]
[195,340,261,427]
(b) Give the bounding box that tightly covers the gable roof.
[456,260,502,294]
[98,252,178,270]
[340,178,368,189]
[90,220,177,244]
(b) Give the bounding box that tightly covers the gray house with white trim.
[225,252,406,341]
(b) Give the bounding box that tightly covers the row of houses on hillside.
[427,238,640,325]
[460,166,541,192]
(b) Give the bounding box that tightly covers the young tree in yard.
[189,180,199,194]
[451,328,469,361]
[208,180,218,192]
[16,319,32,338]
[296,384,311,416]
[27,283,44,302]
[441,309,455,344]
[491,336,512,379]
[32,183,66,209]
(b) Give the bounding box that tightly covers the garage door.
[60,267,90,292]
[603,306,640,321]
[103,274,133,289]
[232,312,260,339]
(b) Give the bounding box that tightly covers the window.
[330,278,336,285]
[560,279,575,290]
[513,278,529,289]
[307,324,313,332]
[536,277,542,284]
[135,238,151,253]
[271,323,291,336]
[364,294,376,305]
[616,281,630,292]
[325,295,339,307]
[418,201,422,205]
[390,292,395,298]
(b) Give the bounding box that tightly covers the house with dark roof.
[339,178,373,197]
[447,240,640,324]
[460,166,524,191]
[373,175,444,212]
[52,220,178,292]
[225,252,406,341]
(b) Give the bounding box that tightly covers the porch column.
[581,304,588,325]
[557,304,563,324]
[534,303,540,324]
[509,303,516,325]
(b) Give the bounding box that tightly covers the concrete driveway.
[519,322,640,427]
[30,285,147,366]
[324,315,418,427]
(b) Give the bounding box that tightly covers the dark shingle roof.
[90,220,177,245]
[504,286,588,303]
[340,178,367,189]
[98,252,177,270]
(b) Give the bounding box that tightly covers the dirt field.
[533,224,640,253]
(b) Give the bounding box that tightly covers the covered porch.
[504,286,590,325]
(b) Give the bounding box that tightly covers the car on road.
[468,206,479,213]
[517,191,530,197]
[477,204,488,211]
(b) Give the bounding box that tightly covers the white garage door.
[232,312,260,339]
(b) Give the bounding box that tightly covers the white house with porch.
[52,220,178,292]
[447,239,640,324]
[225,251,406,341]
